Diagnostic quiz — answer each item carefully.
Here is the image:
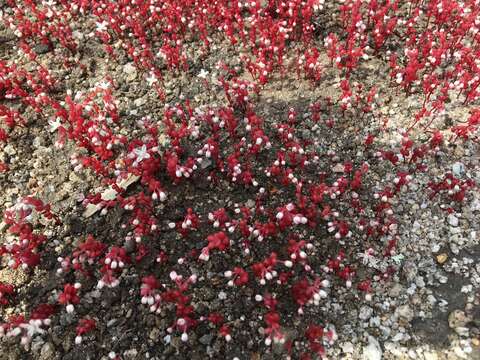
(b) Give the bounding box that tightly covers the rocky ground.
[1,4,480,360]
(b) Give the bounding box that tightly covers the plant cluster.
[0,0,478,358]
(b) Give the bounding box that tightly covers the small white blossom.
[19,319,45,339]
[391,254,405,265]
[358,249,380,268]
[197,69,209,79]
[146,72,158,86]
[132,145,151,166]
[48,117,62,133]
[43,0,57,7]
[96,21,108,32]
[97,80,111,90]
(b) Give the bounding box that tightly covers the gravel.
[1,7,479,360]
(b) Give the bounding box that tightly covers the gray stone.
[389,283,403,297]
[471,198,480,212]
[424,352,439,360]
[3,144,16,156]
[34,44,51,54]
[391,332,405,342]
[362,336,382,360]
[126,309,133,318]
[39,342,55,360]
[359,306,373,321]
[200,158,212,169]
[415,276,425,288]
[454,326,469,337]
[448,310,471,328]
[199,334,214,345]
[395,304,414,322]
[149,328,161,341]
[33,136,45,148]
[123,63,138,81]
[341,342,354,354]
[448,214,459,227]
[123,349,139,359]
[452,162,465,177]
[402,261,418,283]
[125,238,136,253]
[134,97,147,107]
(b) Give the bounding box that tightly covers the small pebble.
[448,214,459,227]
[436,253,448,265]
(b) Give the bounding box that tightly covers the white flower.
[197,69,209,79]
[97,80,111,90]
[146,72,158,86]
[132,145,150,165]
[19,320,45,338]
[391,254,405,265]
[96,21,108,32]
[8,327,22,337]
[43,0,57,7]
[48,117,62,132]
[358,249,380,268]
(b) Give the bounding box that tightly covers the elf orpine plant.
[75,318,96,345]
[304,324,326,358]
[174,208,200,237]
[286,238,312,267]
[291,277,327,314]
[96,246,130,289]
[0,283,15,306]
[261,294,284,346]
[275,203,308,230]
[224,267,249,286]
[3,0,479,354]
[1,197,57,270]
[219,324,232,342]
[207,208,230,229]
[162,272,198,342]
[0,303,54,346]
[199,231,230,261]
[393,171,413,192]
[299,48,323,83]
[327,220,352,240]
[58,283,81,313]
[428,173,476,203]
[140,275,162,313]
[252,252,278,285]
[57,235,107,277]
[104,246,129,271]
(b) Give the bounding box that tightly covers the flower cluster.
[0,1,478,358]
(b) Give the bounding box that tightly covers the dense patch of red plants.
[0,0,478,358]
